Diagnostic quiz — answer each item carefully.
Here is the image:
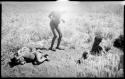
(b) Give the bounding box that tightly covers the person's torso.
[50,19,60,26]
[50,11,61,25]
[23,53,36,61]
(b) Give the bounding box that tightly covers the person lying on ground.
[13,49,49,65]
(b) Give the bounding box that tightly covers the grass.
[1,2,124,77]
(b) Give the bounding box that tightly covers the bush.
[113,35,124,51]
[90,36,103,55]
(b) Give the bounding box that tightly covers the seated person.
[13,48,49,65]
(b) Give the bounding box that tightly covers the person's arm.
[16,50,25,59]
[15,53,23,60]
[61,18,65,23]
[48,14,52,19]
[48,12,53,19]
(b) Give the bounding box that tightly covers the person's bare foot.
[56,47,64,50]
[48,47,56,51]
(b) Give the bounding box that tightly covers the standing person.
[48,10,65,51]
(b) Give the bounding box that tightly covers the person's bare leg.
[49,25,57,51]
[35,52,49,64]
[55,26,64,50]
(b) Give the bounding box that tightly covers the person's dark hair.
[8,57,20,68]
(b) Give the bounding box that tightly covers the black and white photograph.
[1,0,124,78]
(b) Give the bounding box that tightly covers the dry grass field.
[1,2,124,77]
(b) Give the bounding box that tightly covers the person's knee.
[53,35,57,38]
[59,34,62,39]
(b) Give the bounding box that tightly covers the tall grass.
[1,2,124,77]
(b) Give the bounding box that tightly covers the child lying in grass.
[12,47,49,65]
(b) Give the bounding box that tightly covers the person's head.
[82,51,88,59]
[51,10,62,18]
[13,53,25,65]
[12,53,21,64]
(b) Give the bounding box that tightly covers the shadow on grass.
[36,47,48,51]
